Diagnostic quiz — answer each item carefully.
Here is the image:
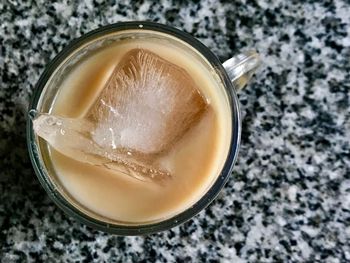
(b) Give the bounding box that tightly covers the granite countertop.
[1,0,350,262]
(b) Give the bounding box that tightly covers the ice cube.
[33,113,171,182]
[88,49,207,154]
[33,48,208,182]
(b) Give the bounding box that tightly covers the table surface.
[1,0,350,262]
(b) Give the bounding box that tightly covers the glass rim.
[26,21,241,235]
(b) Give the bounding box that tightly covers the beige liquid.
[47,36,232,224]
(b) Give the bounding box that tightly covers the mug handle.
[223,50,261,91]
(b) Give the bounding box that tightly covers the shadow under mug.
[27,21,260,235]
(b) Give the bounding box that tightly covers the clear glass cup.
[27,21,260,235]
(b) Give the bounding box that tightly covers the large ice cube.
[33,48,207,182]
[88,49,207,154]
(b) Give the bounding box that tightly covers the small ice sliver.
[32,48,208,182]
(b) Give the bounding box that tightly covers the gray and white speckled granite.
[1,0,350,262]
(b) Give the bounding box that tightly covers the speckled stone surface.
[1,0,350,262]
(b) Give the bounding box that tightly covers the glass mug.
[27,21,260,235]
